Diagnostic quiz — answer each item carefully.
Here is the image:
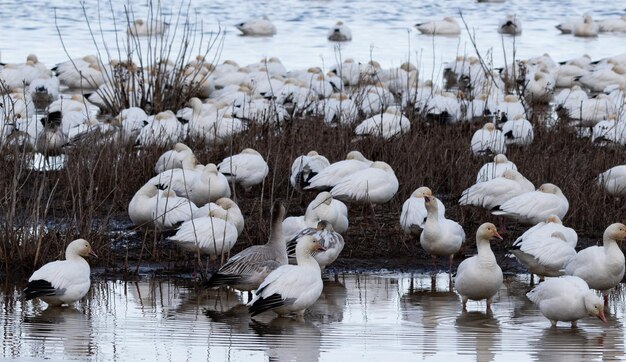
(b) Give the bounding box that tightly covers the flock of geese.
[3,9,626,329]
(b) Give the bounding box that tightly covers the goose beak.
[493,230,503,240]
[316,244,327,252]
[424,196,431,203]
[598,310,607,323]
[89,249,99,258]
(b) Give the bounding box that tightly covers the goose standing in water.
[205,201,286,292]
[565,223,626,305]
[420,196,465,273]
[24,239,97,306]
[454,223,503,312]
[248,235,325,317]
[527,276,607,327]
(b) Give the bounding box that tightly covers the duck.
[236,16,277,36]
[513,215,577,249]
[290,151,331,191]
[248,235,325,317]
[127,19,169,36]
[204,201,286,291]
[128,184,197,230]
[475,154,518,183]
[154,142,195,174]
[492,183,569,225]
[454,223,503,311]
[286,221,344,271]
[24,239,97,306]
[460,169,535,210]
[527,276,607,327]
[353,106,411,140]
[500,116,534,146]
[597,165,626,196]
[573,15,599,37]
[510,231,577,280]
[400,186,445,234]
[470,122,507,156]
[565,223,626,305]
[420,196,465,273]
[327,21,352,41]
[498,14,522,35]
[217,148,269,191]
[167,207,238,260]
[415,17,461,35]
[330,161,399,204]
[303,151,372,191]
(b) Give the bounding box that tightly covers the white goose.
[128,184,197,230]
[597,165,626,196]
[565,223,626,304]
[53,55,105,89]
[135,111,186,147]
[290,151,331,190]
[492,183,569,225]
[599,16,626,33]
[330,161,399,204]
[248,235,325,317]
[527,276,607,327]
[168,208,238,260]
[354,106,411,140]
[454,223,503,311]
[573,15,599,37]
[286,221,344,271]
[327,21,352,41]
[470,122,507,156]
[460,169,535,210]
[205,201,286,291]
[420,196,465,272]
[510,231,577,279]
[304,191,349,234]
[498,14,522,35]
[154,142,195,174]
[24,239,97,306]
[236,16,277,36]
[194,197,245,236]
[304,151,372,191]
[476,154,518,183]
[217,148,269,191]
[501,116,534,146]
[513,215,577,249]
[415,17,461,35]
[400,186,445,234]
[127,19,169,36]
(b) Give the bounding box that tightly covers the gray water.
[0,0,625,78]
[2,273,625,361]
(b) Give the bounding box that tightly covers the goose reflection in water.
[306,277,348,323]
[455,310,501,362]
[22,306,95,358]
[250,317,322,362]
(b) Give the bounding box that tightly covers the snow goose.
[527,276,607,327]
[575,67,626,93]
[34,111,68,156]
[290,151,331,190]
[205,201,286,291]
[24,239,97,306]
[328,21,352,41]
[597,165,626,196]
[53,55,105,89]
[400,186,445,234]
[135,111,186,147]
[304,192,349,234]
[194,197,245,235]
[523,69,555,103]
[167,207,238,260]
[330,161,399,204]
[500,116,534,146]
[303,151,372,191]
[492,183,569,225]
[599,16,626,33]
[354,106,411,140]
[420,195,465,272]
[236,16,276,36]
[217,148,269,191]
[556,16,583,34]
[476,154,518,183]
[498,14,522,35]
[286,221,344,271]
[128,184,197,230]
[470,122,507,156]
[154,143,195,174]
[497,95,526,121]
[513,215,577,249]
[460,169,535,210]
[454,223,503,311]
[415,17,461,35]
[127,19,169,36]
[565,223,626,304]
[248,235,325,317]
[574,15,600,37]
[510,231,577,279]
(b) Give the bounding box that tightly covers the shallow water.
[2,273,625,361]
[0,0,625,78]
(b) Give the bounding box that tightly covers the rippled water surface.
[0,0,625,77]
[2,273,625,361]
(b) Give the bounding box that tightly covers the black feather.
[204,273,242,288]
[24,279,57,301]
[249,293,284,316]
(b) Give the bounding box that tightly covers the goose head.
[537,183,563,196]
[411,186,433,199]
[173,142,192,152]
[306,150,320,157]
[502,169,522,180]
[346,150,367,161]
[215,197,238,210]
[583,293,607,323]
[476,222,503,242]
[67,238,98,259]
[204,163,219,174]
[545,215,563,224]
[209,207,229,221]
[493,154,509,164]
[313,191,333,206]
[241,148,261,156]
[296,235,326,255]
[316,220,330,231]
[604,223,626,242]
[483,122,496,131]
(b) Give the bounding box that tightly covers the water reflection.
[3,273,626,360]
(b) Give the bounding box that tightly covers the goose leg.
[604,293,609,307]
[462,296,468,311]
[486,297,493,313]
